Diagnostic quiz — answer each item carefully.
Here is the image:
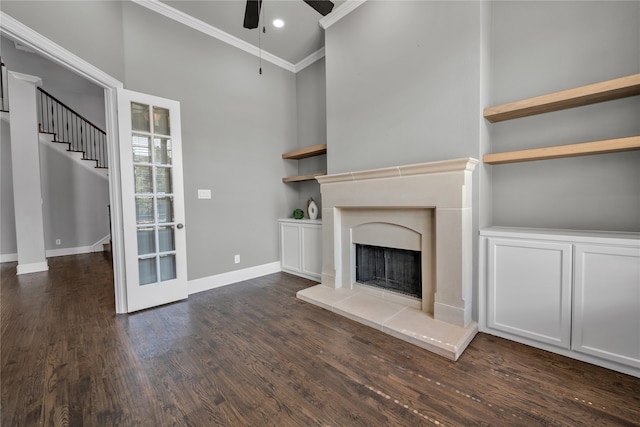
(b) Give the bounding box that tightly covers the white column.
[8,71,48,275]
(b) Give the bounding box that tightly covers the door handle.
[177,223,184,229]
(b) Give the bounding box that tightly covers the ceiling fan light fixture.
[273,19,285,28]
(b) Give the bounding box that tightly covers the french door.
[117,89,187,312]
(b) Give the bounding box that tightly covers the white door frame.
[1,12,128,312]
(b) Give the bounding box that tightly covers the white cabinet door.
[301,224,322,279]
[573,244,640,369]
[487,238,573,349]
[281,223,301,273]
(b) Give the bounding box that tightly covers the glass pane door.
[118,88,186,313]
[130,102,177,286]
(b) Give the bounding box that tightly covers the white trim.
[104,87,126,313]
[319,0,368,29]
[16,261,49,275]
[7,71,42,86]
[1,11,127,313]
[39,133,109,179]
[91,235,111,252]
[0,253,18,263]
[132,0,296,73]
[294,47,325,73]
[188,261,282,295]
[0,13,121,89]
[46,246,93,258]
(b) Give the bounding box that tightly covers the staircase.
[1,57,108,172]
[1,57,111,261]
[37,87,108,172]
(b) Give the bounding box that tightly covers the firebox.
[355,244,422,299]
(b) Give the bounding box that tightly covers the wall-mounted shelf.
[282,173,327,183]
[282,144,327,160]
[484,136,640,165]
[484,74,640,123]
[483,73,640,164]
[282,144,327,183]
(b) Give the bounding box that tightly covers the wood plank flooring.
[2,253,639,426]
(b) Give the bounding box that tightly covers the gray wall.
[0,119,17,256]
[40,143,110,250]
[489,1,640,231]
[0,36,110,255]
[0,0,125,82]
[1,36,106,130]
[323,0,640,322]
[2,1,301,280]
[121,3,298,279]
[294,58,327,215]
[325,1,482,174]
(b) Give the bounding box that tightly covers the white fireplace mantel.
[297,158,479,360]
[316,157,478,328]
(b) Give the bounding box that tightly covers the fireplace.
[296,157,479,360]
[356,244,422,299]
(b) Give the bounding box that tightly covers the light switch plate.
[197,189,211,199]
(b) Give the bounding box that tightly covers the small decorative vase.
[293,209,304,220]
[307,198,318,220]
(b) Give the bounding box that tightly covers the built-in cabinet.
[480,228,640,377]
[279,219,322,281]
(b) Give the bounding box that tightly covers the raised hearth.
[296,157,478,360]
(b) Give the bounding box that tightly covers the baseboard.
[0,253,18,263]
[91,235,111,252]
[46,246,93,258]
[16,261,49,275]
[188,261,282,295]
[3,245,103,262]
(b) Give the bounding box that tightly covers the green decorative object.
[293,209,304,219]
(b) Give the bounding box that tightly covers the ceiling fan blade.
[303,0,334,16]
[243,0,262,29]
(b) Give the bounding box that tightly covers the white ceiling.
[160,0,343,65]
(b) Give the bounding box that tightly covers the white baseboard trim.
[4,243,108,263]
[17,260,49,275]
[91,235,111,252]
[188,261,282,295]
[46,246,93,258]
[0,253,18,263]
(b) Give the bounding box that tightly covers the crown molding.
[294,47,325,73]
[132,0,297,73]
[0,12,122,89]
[319,0,368,29]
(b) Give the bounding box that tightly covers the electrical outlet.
[198,189,212,199]
[234,254,240,264]
[55,239,61,245]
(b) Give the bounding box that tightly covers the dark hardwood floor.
[2,253,639,426]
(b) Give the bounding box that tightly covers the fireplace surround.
[297,158,479,360]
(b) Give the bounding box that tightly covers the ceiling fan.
[243,0,335,29]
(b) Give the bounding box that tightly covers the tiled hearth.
[297,158,479,360]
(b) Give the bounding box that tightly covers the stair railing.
[37,87,108,169]
[0,58,8,112]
